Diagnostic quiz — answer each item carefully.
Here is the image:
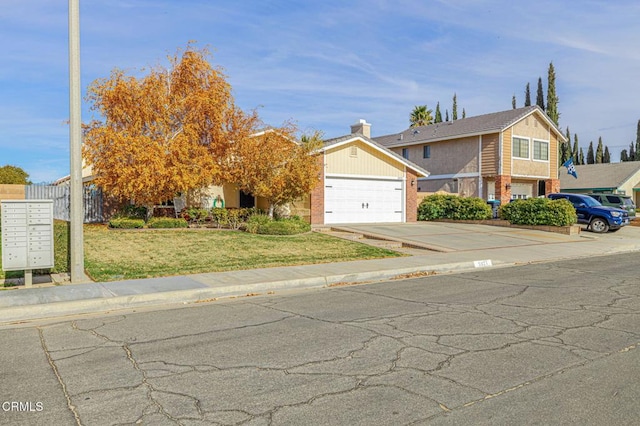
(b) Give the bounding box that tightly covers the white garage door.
[324,177,404,224]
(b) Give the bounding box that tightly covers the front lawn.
[1,223,402,283]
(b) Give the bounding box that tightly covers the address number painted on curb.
[473,259,493,268]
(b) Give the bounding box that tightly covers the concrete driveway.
[333,221,637,253]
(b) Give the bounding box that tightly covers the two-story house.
[372,106,566,204]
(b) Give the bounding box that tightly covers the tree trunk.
[268,203,275,219]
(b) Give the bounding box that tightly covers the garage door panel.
[325,177,404,224]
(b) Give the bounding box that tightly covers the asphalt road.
[1,252,639,425]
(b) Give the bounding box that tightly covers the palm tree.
[410,105,433,127]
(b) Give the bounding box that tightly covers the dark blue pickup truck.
[548,193,629,233]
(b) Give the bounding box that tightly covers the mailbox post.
[1,200,54,287]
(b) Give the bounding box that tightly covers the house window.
[350,146,358,157]
[423,145,431,158]
[402,148,409,159]
[513,137,529,159]
[533,140,549,160]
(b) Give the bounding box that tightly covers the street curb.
[0,260,505,325]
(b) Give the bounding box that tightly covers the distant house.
[372,106,567,205]
[558,162,640,206]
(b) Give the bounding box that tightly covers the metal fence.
[25,185,104,223]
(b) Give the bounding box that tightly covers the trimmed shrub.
[499,198,577,226]
[147,217,188,229]
[245,214,272,234]
[418,194,492,221]
[114,204,147,220]
[108,218,145,229]
[245,215,310,235]
[211,207,229,228]
[181,207,210,225]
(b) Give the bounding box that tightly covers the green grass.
[2,222,402,283]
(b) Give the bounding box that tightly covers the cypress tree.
[525,83,531,107]
[629,141,636,161]
[560,127,571,165]
[635,119,640,161]
[452,93,458,121]
[579,148,585,165]
[595,137,603,163]
[536,77,545,111]
[434,102,442,123]
[587,141,595,164]
[512,94,516,109]
[572,134,579,163]
[604,146,611,163]
[445,109,449,122]
[462,108,466,119]
[621,149,629,162]
[546,62,559,125]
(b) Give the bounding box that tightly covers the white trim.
[418,171,479,180]
[511,174,550,179]
[322,136,428,176]
[512,135,530,160]
[325,173,405,181]
[532,139,550,162]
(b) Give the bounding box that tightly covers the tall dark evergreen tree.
[462,108,466,119]
[587,141,595,164]
[621,149,629,162]
[579,147,585,165]
[452,93,458,121]
[572,134,579,164]
[629,141,636,161]
[595,137,604,164]
[434,102,442,123]
[635,119,640,161]
[536,77,545,111]
[546,62,559,125]
[512,94,516,109]
[559,127,571,165]
[525,83,531,107]
[445,109,449,122]
[604,146,611,163]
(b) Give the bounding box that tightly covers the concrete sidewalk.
[2,224,640,325]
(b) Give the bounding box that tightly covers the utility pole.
[69,0,85,282]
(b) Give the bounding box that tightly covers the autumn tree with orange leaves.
[230,126,322,218]
[231,123,322,218]
[83,45,257,210]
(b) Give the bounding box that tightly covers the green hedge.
[245,215,311,235]
[147,217,188,229]
[108,218,145,229]
[499,198,577,226]
[418,194,492,221]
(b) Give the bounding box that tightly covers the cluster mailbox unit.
[1,200,54,287]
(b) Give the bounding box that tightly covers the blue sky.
[2,0,640,182]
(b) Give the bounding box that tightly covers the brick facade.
[405,169,418,222]
[495,175,512,205]
[544,178,560,195]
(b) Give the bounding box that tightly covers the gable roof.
[374,105,566,148]
[321,134,430,177]
[559,162,640,191]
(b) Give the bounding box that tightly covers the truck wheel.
[590,217,609,233]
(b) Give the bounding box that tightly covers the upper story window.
[402,148,409,159]
[513,137,529,159]
[533,140,549,161]
[423,145,431,158]
[350,146,358,157]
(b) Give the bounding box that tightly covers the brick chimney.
[350,119,371,138]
